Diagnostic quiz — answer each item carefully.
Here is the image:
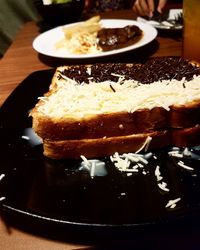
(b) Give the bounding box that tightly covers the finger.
[147,0,155,17]
[157,0,167,13]
[132,1,145,16]
[133,0,150,17]
[139,0,151,16]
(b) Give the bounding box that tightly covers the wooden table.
[2,8,197,250]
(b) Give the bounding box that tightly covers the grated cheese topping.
[155,165,163,182]
[37,75,200,119]
[135,136,152,153]
[0,196,6,202]
[168,151,183,158]
[80,156,107,177]
[165,197,181,209]
[158,182,169,192]
[0,174,5,181]
[177,160,194,171]
[110,151,150,174]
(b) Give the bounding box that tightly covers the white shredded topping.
[192,174,197,177]
[80,156,106,177]
[158,182,169,192]
[37,96,48,102]
[86,67,92,76]
[21,135,30,140]
[142,170,147,175]
[155,165,169,192]
[0,174,5,181]
[111,151,151,174]
[178,160,194,171]
[80,155,90,169]
[168,151,183,158]
[165,197,181,208]
[90,161,96,178]
[183,147,192,157]
[36,75,200,119]
[155,165,163,181]
[0,196,6,202]
[135,136,152,153]
[144,152,153,160]
[127,173,133,176]
[111,73,125,78]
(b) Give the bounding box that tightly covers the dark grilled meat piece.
[97,25,142,51]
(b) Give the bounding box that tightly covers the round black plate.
[1,70,200,231]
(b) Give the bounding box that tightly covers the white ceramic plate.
[32,19,157,59]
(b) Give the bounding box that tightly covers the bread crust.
[32,103,200,140]
[170,101,200,128]
[42,125,200,159]
[32,107,168,140]
[43,130,169,159]
[172,125,200,147]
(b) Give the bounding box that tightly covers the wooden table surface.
[2,8,198,250]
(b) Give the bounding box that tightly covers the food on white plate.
[55,16,143,54]
[30,57,200,159]
[55,16,102,54]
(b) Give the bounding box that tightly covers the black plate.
[1,70,200,231]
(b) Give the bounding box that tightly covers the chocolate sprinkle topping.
[61,57,200,84]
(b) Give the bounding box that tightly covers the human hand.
[132,0,168,17]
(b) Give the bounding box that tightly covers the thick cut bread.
[43,125,200,159]
[30,57,200,159]
[43,131,169,159]
[32,107,168,140]
[32,103,200,140]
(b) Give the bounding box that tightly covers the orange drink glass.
[183,0,200,62]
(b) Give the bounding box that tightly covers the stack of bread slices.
[30,57,200,159]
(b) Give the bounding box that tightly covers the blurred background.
[0,0,39,57]
[0,0,135,58]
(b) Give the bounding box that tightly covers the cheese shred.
[37,75,200,119]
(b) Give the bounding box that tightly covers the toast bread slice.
[30,57,200,159]
[43,125,200,159]
[32,102,200,140]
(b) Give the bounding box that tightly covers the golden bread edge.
[43,125,200,159]
[32,104,200,140]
